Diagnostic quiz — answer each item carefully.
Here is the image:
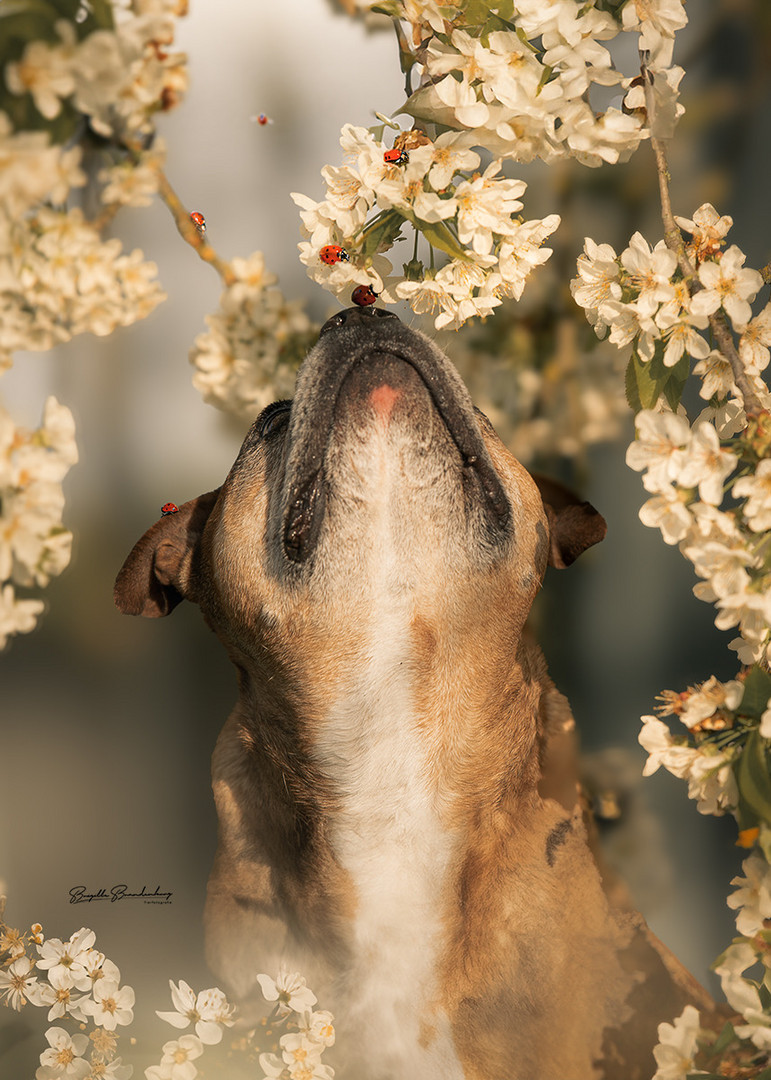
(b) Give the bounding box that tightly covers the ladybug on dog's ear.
[115,489,220,618]
[532,474,607,569]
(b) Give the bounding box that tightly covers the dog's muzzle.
[281,307,512,564]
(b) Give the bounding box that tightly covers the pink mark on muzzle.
[369,384,402,424]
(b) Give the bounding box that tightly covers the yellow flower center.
[57,1048,75,1066]
[173,1049,189,1064]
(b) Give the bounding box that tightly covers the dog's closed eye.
[256,399,292,439]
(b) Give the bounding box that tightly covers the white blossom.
[625,410,691,493]
[639,488,692,545]
[675,203,733,262]
[156,979,235,1045]
[620,232,678,317]
[727,852,771,937]
[650,1004,703,1080]
[0,954,40,1010]
[5,21,77,121]
[734,461,771,532]
[36,1025,90,1080]
[675,422,737,505]
[81,979,135,1030]
[146,1035,204,1080]
[256,972,318,1016]
[677,676,744,730]
[690,245,763,330]
[739,303,771,374]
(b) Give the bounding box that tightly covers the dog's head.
[115,308,605,674]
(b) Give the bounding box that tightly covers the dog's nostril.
[319,307,400,337]
[319,311,348,336]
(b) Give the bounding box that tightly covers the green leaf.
[738,667,771,721]
[356,210,406,259]
[370,1,403,16]
[625,348,661,412]
[625,340,691,414]
[662,351,690,412]
[734,785,760,833]
[0,0,112,141]
[737,729,771,829]
[709,1020,737,1056]
[400,209,472,262]
[461,0,498,23]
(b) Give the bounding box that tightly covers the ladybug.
[190,211,206,236]
[319,244,349,266]
[351,284,378,307]
[161,503,179,516]
[383,148,409,166]
[253,113,273,126]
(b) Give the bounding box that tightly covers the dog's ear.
[114,489,220,617]
[532,475,607,569]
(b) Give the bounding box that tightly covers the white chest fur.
[310,442,465,1079]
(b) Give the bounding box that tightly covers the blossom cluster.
[385,0,684,166]
[0,397,78,649]
[0,920,135,1079]
[294,0,687,325]
[642,670,771,1075]
[573,188,771,1072]
[572,207,771,666]
[188,253,319,421]
[3,2,187,143]
[293,124,560,330]
[650,846,771,1075]
[255,972,336,1080]
[0,903,336,1080]
[0,0,191,646]
[572,208,769,389]
[2,203,166,367]
[625,407,771,666]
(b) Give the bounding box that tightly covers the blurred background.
[2,0,771,1072]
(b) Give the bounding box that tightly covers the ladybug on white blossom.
[383,148,408,166]
[319,245,349,266]
[351,284,378,307]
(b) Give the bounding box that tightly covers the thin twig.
[154,167,236,285]
[641,55,766,419]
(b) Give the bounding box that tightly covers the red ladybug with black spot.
[190,211,206,236]
[351,284,378,307]
[319,245,349,266]
[161,503,179,516]
[384,148,409,166]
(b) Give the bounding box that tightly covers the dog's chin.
[281,350,512,566]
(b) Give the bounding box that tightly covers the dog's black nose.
[319,306,400,337]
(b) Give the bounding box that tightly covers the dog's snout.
[319,306,400,337]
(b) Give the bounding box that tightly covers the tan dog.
[115,307,709,1079]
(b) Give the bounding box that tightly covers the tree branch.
[153,167,236,285]
[641,56,766,420]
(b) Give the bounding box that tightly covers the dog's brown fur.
[116,308,710,1079]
